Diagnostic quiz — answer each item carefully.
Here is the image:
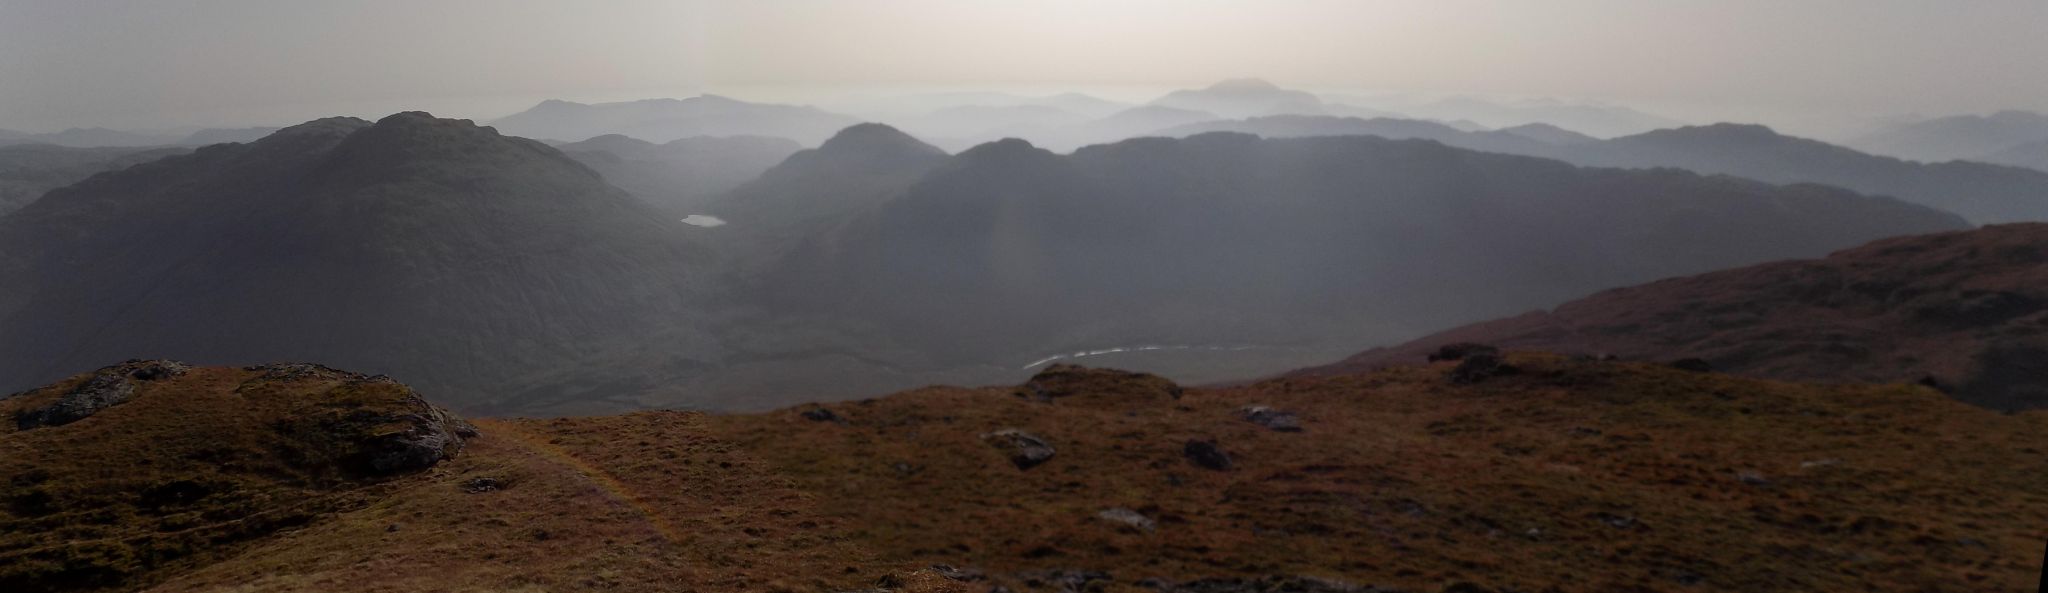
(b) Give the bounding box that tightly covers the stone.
[1097,507,1157,532]
[1183,439,1232,471]
[982,429,1056,470]
[1238,405,1303,432]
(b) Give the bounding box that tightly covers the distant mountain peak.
[818,123,941,154]
[1208,78,1283,92]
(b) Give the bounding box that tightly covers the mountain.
[0,144,189,216]
[1850,111,2048,162]
[0,113,722,413]
[6,358,2042,592]
[1150,79,1328,119]
[1562,124,2048,223]
[177,126,281,146]
[1292,224,2048,410]
[0,127,177,148]
[887,104,1094,150]
[1976,138,2048,172]
[1496,122,1599,146]
[554,133,802,213]
[706,124,950,269]
[760,132,1966,380]
[489,95,861,144]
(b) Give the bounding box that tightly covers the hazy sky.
[3,0,2045,132]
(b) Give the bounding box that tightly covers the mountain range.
[489,96,859,144]
[1848,110,2048,163]
[751,131,1965,386]
[1167,117,2048,223]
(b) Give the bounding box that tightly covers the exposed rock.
[928,564,985,582]
[1447,353,1516,384]
[801,407,842,422]
[1427,343,1500,363]
[1017,569,1114,593]
[15,360,188,429]
[1018,364,1183,403]
[1153,575,1401,592]
[1669,358,1715,373]
[1183,439,1233,471]
[1238,405,1303,432]
[1097,507,1157,532]
[462,477,505,493]
[1736,470,1772,486]
[982,429,1057,469]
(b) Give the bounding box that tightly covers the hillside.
[490,96,860,145]
[760,132,1967,382]
[0,144,188,216]
[555,134,802,213]
[1291,224,2048,410]
[0,113,722,413]
[4,358,2042,592]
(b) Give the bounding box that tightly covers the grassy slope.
[6,356,2043,592]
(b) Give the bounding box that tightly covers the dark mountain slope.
[0,144,189,216]
[555,133,802,213]
[709,123,949,239]
[1290,224,2048,410]
[765,133,1966,374]
[0,113,719,412]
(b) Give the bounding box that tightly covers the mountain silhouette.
[0,113,720,412]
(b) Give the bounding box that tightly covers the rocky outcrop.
[13,360,187,429]
[1018,364,1183,403]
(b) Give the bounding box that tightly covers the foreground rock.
[0,361,473,591]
